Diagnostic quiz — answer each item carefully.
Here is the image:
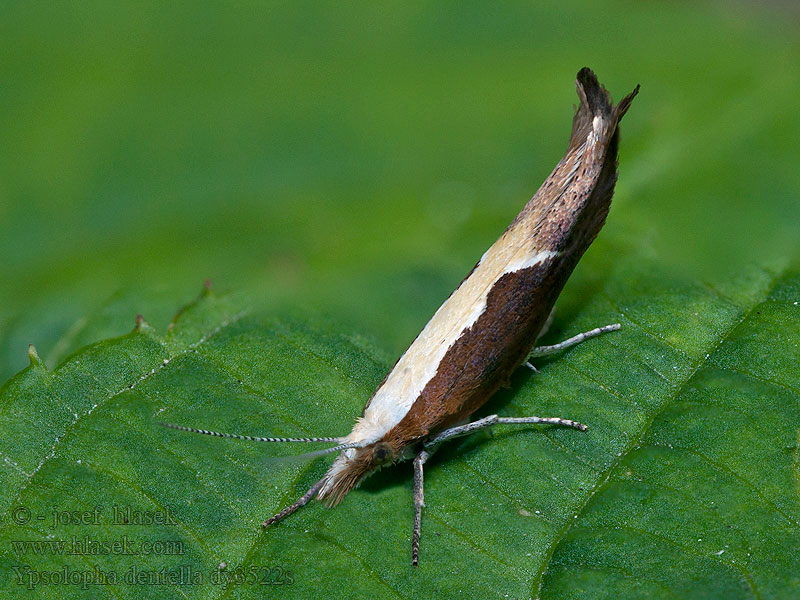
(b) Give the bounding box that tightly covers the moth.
[164,67,638,566]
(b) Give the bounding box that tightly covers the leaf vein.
[530,270,787,598]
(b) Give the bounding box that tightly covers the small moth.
[164,67,638,565]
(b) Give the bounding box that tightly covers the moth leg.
[411,448,432,566]
[527,323,620,361]
[261,476,326,527]
[425,414,587,453]
[411,414,585,564]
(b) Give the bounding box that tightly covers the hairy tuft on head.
[317,442,396,506]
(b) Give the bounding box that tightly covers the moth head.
[371,441,395,464]
[317,440,397,506]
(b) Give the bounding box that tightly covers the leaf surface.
[1,266,798,598]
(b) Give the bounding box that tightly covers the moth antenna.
[159,422,344,444]
[259,442,365,466]
[262,475,327,527]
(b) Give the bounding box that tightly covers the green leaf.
[1,266,798,598]
[2,2,799,598]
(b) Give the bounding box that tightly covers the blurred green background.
[1,0,798,385]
